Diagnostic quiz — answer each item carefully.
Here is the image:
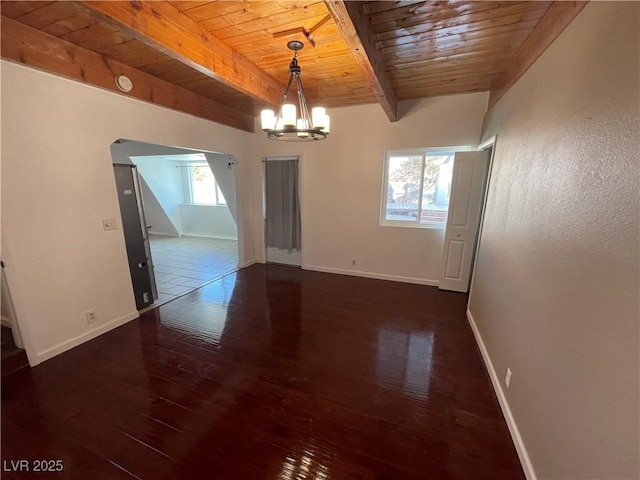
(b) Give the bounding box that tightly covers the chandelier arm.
[283,73,294,100]
[296,75,311,126]
[278,73,295,118]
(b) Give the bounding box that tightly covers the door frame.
[113,163,157,309]
[1,264,25,350]
[0,252,37,365]
[261,155,304,266]
[467,135,498,300]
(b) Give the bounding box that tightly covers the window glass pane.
[386,156,422,222]
[191,165,216,204]
[420,153,454,224]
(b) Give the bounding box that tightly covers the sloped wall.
[134,156,184,232]
[138,176,180,237]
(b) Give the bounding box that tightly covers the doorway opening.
[263,156,302,267]
[111,139,240,309]
[1,264,29,375]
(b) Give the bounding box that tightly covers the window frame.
[380,146,472,229]
[186,162,227,206]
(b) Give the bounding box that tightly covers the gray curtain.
[265,159,301,251]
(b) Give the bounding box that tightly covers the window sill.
[380,221,446,230]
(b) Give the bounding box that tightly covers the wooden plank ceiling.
[1,1,585,132]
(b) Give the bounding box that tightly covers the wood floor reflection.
[2,264,524,479]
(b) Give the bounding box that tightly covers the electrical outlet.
[85,310,98,324]
[352,259,357,266]
[505,368,512,388]
[103,218,118,231]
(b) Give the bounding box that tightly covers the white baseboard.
[466,308,536,480]
[303,264,439,286]
[180,233,238,241]
[34,311,139,365]
[147,231,179,237]
[238,259,257,269]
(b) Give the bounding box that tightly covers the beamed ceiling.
[1,1,587,132]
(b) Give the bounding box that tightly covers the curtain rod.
[175,162,235,168]
[261,158,299,162]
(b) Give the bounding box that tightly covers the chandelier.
[261,41,330,141]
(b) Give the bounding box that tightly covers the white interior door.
[439,150,489,292]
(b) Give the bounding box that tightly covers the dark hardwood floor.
[1,264,524,479]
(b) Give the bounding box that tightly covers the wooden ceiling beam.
[489,1,588,108]
[73,1,285,108]
[324,0,398,122]
[0,16,255,133]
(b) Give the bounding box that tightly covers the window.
[381,150,455,228]
[189,164,227,205]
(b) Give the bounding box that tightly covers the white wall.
[251,93,488,284]
[469,2,639,479]
[1,60,254,365]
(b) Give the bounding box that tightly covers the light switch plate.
[103,218,118,231]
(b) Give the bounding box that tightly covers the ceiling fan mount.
[272,14,332,48]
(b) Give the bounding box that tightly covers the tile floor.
[149,235,238,307]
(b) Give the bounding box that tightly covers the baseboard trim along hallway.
[467,308,536,479]
[35,311,139,366]
[303,264,440,286]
